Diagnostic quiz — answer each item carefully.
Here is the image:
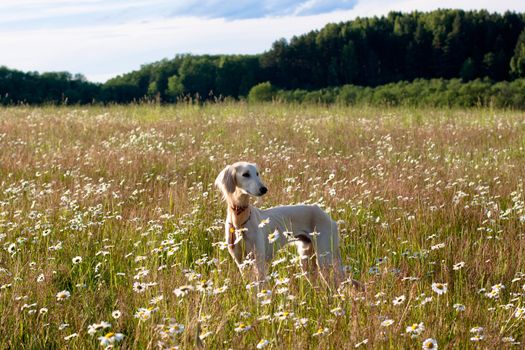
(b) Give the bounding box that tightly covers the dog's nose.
[260,186,268,195]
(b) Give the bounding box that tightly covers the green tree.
[248,82,276,102]
[510,29,525,77]
[460,58,476,81]
[166,75,184,99]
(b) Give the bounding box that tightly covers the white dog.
[215,161,348,285]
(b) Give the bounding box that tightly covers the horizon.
[3,0,525,83]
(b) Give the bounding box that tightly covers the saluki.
[215,161,353,287]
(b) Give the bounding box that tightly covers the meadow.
[1,103,525,349]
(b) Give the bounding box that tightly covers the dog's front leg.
[252,235,267,282]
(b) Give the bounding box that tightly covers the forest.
[2,9,525,106]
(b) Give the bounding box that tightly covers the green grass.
[0,103,524,349]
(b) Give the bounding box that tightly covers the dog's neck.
[227,192,251,228]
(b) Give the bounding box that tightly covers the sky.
[2,0,525,82]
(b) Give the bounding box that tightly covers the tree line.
[2,9,525,105]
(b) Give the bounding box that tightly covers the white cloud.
[1,0,525,82]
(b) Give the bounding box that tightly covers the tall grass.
[0,103,524,349]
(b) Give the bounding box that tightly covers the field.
[1,103,525,349]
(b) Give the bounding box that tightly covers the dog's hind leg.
[295,238,318,281]
[314,221,347,287]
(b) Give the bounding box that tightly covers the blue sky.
[2,0,525,82]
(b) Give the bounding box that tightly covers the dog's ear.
[215,165,236,195]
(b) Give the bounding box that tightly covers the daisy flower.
[258,218,270,228]
[453,262,465,270]
[64,333,79,341]
[393,295,406,305]
[134,307,157,321]
[453,304,465,312]
[72,256,82,264]
[234,322,252,333]
[256,339,270,349]
[257,290,272,299]
[150,295,164,305]
[98,332,124,347]
[87,321,111,335]
[470,335,484,342]
[422,338,438,349]
[381,319,394,327]
[167,323,185,334]
[268,230,280,243]
[133,282,147,293]
[56,290,71,301]
[355,339,368,347]
[431,283,447,295]
[313,326,329,336]
[331,307,345,316]
[112,310,122,319]
[470,327,484,334]
[406,322,425,337]
[173,285,194,297]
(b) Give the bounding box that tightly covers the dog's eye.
[242,173,250,177]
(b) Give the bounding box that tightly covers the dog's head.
[215,162,267,198]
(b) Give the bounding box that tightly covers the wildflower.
[7,243,16,254]
[275,277,290,285]
[514,307,525,319]
[310,231,321,237]
[470,335,484,341]
[257,339,270,349]
[37,274,45,282]
[72,256,82,264]
[150,295,164,305]
[268,230,280,243]
[64,333,79,341]
[393,295,406,305]
[87,321,111,335]
[271,257,287,267]
[453,262,465,270]
[380,319,394,327]
[257,289,272,299]
[112,310,121,319]
[406,322,425,337]
[276,287,289,294]
[234,322,252,333]
[173,285,194,297]
[213,285,228,295]
[453,304,465,312]
[39,307,48,315]
[200,331,213,340]
[430,243,445,250]
[133,282,147,293]
[313,326,329,336]
[98,332,124,347]
[134,307,157,321]
[294,318,308,329]
[258,218,270,228]
[331,307,345,316]
[431,283,447,295]
[274,311,293,321]
[422,338,438,349]
[355,339,369,347]
[470,327,484,334]
[167,323,185,334]
[56,290,71,301]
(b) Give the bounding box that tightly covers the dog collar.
[230,204,248,215]
[227,210,251,247]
